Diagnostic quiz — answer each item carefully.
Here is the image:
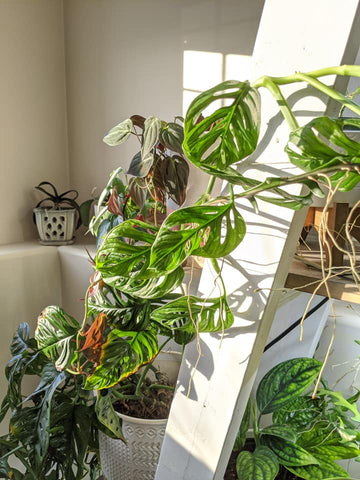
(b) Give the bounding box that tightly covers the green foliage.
[235,358,360,480]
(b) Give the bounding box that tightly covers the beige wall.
[63,0,264,200]
[0,0,69,245]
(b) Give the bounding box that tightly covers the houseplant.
[33,181,96,245]
[1,65,360,478]
[228,357,360,480]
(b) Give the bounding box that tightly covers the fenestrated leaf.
[35,306,80,371]
[317,389,360,423]
[285,117,360,192]
[127,151,154,178]
[261,436,319,467]
[285,457,350,480]
[149,202,245,274]
[84,330,159,390]
[95,219,158,279]
[111,266,185,299]
[183,80,261,170]
[160,122,184,154]
[10,323,30,355]
[103,118,133,146]
[162,155,189,206]
[260,425,297,443]
[236,446,279,480]
[151,295,234,334]
[141,116,162,159]
[95,393,124,441]
[256,358,322,415]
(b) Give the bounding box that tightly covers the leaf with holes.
[183,80,261,171]
[151,295,234,335]
[149,202,245,274]
[236,446,279,480]
[35,306,80,371]
[84,330,159,390]
[285,117,360,192]
[95,219,158,279]
[95,393,124,441]
[256,357,322,415]
[103,118,133,146]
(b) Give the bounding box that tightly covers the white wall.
[0,0,69,245]
[63,0,264,200]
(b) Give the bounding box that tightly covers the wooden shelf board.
[285,249,360,304]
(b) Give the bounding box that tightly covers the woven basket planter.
[33,208,77,245]
[99,351,181,480]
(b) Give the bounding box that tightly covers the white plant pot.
[99,351,181,480]
[33,208,76,245]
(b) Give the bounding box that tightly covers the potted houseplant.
[33,181,96,245]
[2,65,360,479]
[226,356,360,480]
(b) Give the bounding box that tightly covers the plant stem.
[205,175,216,196]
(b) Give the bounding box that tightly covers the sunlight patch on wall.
[183,50,251,116]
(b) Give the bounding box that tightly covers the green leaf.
[261,436,319,467]
[273,396,323,429]
[286,457,351,480]
[236,446,279,480]
[111,266,184,299]
[151,295,234,334]
[256,358,322,415]
[160,122,184,154]
[95,393,124,441]
[184,80,261,170]
[85,330,159,390]
[141,116,162,158]
[285,117,360,192]
[95,219,158,279]
[234,399,251,451]
[260,425,297,443]
[127,151,154,178]
[35,306,79,371]
[103,118,133,146]
[149,202,245,274]
[317,389,360,423]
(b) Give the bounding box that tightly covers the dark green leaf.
[160,122,184,154]
[256,358,322,415]
[79,198,95,227]
[261,436,319,466]
[162,155,189,206]
[184,80,260,170]
[149,202,245,274]
[127,151,154,178]
[151,295,234,334]
[236,446,279,480]
[260,425,297,443]
[286,457,350,479]
[35,306,79,371]
[95,393,124,441]
[273,396,323,429]
[85,330,159,390]
[103,118,133,146]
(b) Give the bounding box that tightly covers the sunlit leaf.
[141,116,162,158]
[149,202,245,274]
[261,435,319,466]
[183,80,261,170]
[103,118,133,146]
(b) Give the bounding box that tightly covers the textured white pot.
[33,208,76,245]
[99,351,181,480]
